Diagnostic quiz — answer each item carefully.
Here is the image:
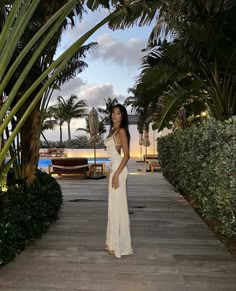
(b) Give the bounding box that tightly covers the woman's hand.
[112,173,119,189]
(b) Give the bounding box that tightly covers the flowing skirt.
[106,164,133,258]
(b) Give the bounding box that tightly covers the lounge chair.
[48,158,90,177]
[146,159,161,172]
[40,148,65,157]
[143,154,158,163]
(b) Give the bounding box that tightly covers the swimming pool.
[38,158,109,168]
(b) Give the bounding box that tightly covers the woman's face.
[112,107,122,125]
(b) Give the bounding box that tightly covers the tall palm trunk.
[59,124,63,147]
[41,132,51,148]
[67,120,71,140]
[20,103,40,183]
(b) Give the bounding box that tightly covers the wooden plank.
[0,158,235,291]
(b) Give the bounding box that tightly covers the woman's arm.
[112,128,130,188]
[106,170,110,184]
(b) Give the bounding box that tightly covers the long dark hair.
[110,104,130,147]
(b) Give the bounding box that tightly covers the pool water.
[38,158,109,168]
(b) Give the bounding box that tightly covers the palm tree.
[129,43,209,131]
[55,95,88,140]
[121,1,236,132]
[98,97,118,125]
[97,0,236,127]
[0,0,98,183]
[76,114,106,137]
[47,104,66,146]
[144,1,236,122]
[87,0,159,29]
[41,108,63,148]
[41,115,57,148]
[0,0,160,183]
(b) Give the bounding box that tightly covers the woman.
[104,104,133,258]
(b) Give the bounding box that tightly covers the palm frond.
[54,42,97,87]
[153,77,207,131]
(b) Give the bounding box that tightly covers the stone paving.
[0,159,235,291]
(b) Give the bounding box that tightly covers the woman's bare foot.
[104,245,115,255]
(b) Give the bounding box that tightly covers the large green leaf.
[87,0,110,10]
[0,155,16,185]
[0,0,77,122]
[0,0,40,78]
[0,5,123,165]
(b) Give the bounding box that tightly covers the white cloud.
[80,83,125,108]
[90,33,146,67]
[49,80,126,112]
[57,29,147,69]
[50,76,87,104]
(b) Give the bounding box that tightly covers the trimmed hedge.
[158,117,236,237]
[40,136,105,149]
[0,170,62,266]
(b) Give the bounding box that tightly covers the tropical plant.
[0,1,94,182]
[52,95,88,141]
[134,1,236,130]
[0,0,94,183]
[0,0,131,184]
[126,40,210,131]
[98,97,118,124]
[46,105,67,147]
[125,86,155,134]
[76,115,106,137]
[87,0,159,29]
[41,109,58,148]
[97,1,236,132]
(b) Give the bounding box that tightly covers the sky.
[44,6,153,142]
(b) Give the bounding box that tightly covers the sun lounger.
[40,148,65,157]
[48,158,90,177]
[143,154,158,162]
[146,159,161,172]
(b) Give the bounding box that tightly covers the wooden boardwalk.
[0,159,235,291]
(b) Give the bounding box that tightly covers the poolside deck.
[0,159,235,291]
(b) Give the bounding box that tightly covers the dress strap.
[112,128,119,136]
[113,129,121,145]
[113,133,118,145]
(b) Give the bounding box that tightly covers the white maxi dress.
[104,132,133,258]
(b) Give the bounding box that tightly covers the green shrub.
[40,136,106,149]
[0,170,62,266]
[158,117,236,237]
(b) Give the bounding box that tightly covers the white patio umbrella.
[88,107,105,179]
[139,133,144,161]
[89,107,99,176]
[143,129,150,171]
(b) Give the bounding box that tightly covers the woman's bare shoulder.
[118,128,126,136]
[117,128,128,141]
